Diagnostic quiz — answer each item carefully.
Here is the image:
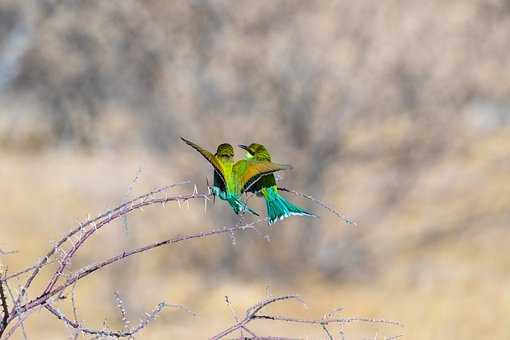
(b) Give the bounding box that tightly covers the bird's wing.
[246,169,277,193]
[181,137,227,187]
[234,160,292,193]
[213,170,226,192]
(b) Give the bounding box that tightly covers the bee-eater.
[239,143,316,224]
[181,137,291,216]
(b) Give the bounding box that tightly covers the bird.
[181,137,291,216]
[238,143,316,224]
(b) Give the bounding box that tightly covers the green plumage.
[181,138,291,216]
[210,143,251,215]
[239,143,316,225]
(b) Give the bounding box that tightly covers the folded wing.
[234,160,292,193]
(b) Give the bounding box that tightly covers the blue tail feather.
[263,186,315,225]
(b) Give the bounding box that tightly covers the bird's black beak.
[238,144,249,151]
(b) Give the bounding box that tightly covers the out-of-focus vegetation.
[1,0,509,338]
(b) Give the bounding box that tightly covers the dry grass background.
[1,0,510,338]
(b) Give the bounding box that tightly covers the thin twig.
[0,272,9,336]
[45,301,171,338]
[2,311,31,339]
[0,249,17,257]
[211,295,303,339]
[1,259,58,282]
[114,291,130,332]
[121,166,143,235]
[3,279,28,340]
[278,187,358,226]
[211,294,402,340]
[69,281,79,340]
[254,314,402,327]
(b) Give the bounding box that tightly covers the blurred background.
[1,0,509,338]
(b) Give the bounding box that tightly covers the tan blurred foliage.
[1,0,510,338]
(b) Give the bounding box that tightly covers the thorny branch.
[278,187,358,226]
[0,275,8,334]
[1,183,189,285]
[45,301,184,338]
[0,181,212,338]
[17,221,262,318]
[211,295,402,340]
[0,180,389,339]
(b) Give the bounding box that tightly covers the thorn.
[229,230,236,246]
[193,184,198,195]
[177,199,182,208]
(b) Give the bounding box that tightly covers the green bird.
[181,137,291,216]
[238,143,316,224]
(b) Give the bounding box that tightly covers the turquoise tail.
[263,186,316,225]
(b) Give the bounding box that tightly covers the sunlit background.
[1,0,509,339]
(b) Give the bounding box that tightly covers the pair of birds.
[181,138,315,224]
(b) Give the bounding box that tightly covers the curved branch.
[15,221,263,319]
[45,301,170,338]
[13,182,190,307]
[211,294,402,340]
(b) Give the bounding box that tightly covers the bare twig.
[2,311,31,340]
[3,278,28,340]
[278,187,358,226]
[45,301,171,338]
[1,259,58,282]
[0,249,17,257]
[211,294,402,340]
[211,295,303,339]
[68,281,80,340]
[254,314,401,327]
[114,291,130,332]
[121,166,143,235]
[0,272,9,336]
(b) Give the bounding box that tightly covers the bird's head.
[238,143,271,161]
[215,143,234,159]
